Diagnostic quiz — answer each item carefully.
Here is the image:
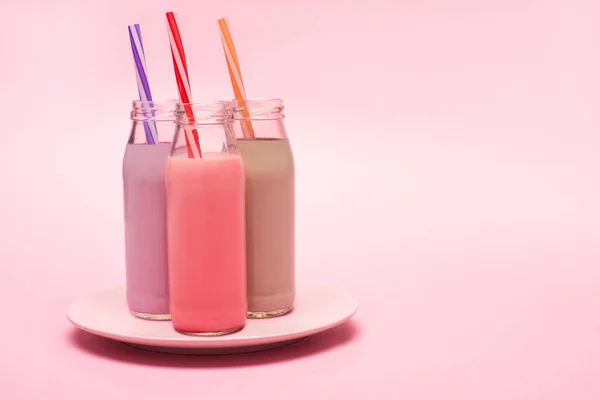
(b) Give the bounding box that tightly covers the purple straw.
[128,24,158,144]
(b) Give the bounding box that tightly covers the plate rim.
[67,284,359,349]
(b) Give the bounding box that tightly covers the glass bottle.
[123,99,177,320]
[166,101,247,336]
[232,98,296,318]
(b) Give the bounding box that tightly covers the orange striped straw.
[218,18,256,139]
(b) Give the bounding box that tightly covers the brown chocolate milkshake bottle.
[232,98,295,318]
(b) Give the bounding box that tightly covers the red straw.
[166,12,202,158]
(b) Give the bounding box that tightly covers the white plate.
[67,285,358,355]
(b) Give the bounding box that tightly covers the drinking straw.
[128,24,159,144]
[217,18,256,139]
[166,12,202,158]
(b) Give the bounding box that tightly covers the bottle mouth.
[130,99,178,121]
[175,101,233,125]
[232,98,285,120]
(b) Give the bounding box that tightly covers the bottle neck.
[232,99,288,140]
[128,100,177,145]
[172,102,235,155]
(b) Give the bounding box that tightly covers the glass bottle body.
[166,101,247,335]
[233,99,295,318]
[123,100,177,320]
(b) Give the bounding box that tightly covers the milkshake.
[233,99,296,318]
[123,143,171,319]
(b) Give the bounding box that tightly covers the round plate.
[67,285,358,355]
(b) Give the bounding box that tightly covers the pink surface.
[1,0,599,398]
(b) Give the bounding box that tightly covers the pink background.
[1,0,600,398]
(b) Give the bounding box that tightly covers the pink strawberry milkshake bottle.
[123,99,177,320]
[166,101,247,336]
